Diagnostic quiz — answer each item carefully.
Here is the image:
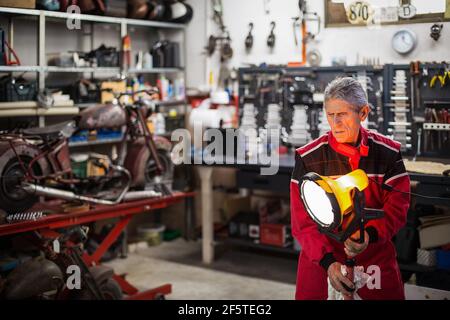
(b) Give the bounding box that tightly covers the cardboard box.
[213,167,236,189]
[222,194,251,221]
[100,80,126,104]
[0,0,35,9]
[419,215,450,249]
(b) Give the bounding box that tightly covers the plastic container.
[137,224,166,246]
[163,229,181,241]
[417,248,437,267]
[69,129,89,143]
[70,153,89,178]
[154,113,166,135]
[437,249,450,270]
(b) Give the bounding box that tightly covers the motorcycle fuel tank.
[78,103,126,130]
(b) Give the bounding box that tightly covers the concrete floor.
[104,238,450,300]
[105,238,297,299]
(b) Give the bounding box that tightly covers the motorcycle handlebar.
[100,88,159,101]
[117,89,159,100]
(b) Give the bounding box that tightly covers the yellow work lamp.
[299,169,384,243]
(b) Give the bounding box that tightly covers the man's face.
[324,98,368,144]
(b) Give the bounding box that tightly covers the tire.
[73,277,123,300]
[99,278,123,300]
[0,156,40,214]
[144,149,174,187]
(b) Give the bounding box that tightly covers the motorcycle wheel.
[0,156,40,214]
[99,278,123,300]
[73,277,123,300]
[144,149,173,187]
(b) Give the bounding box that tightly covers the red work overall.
[290,127,410,300]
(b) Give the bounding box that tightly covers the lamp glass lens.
[301,180,335,227]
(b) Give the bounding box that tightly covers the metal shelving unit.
[0,7,185,29]
[45,66,120,73]
[0,6,188,129]
[127,67,184,74]
[0,65,41,72]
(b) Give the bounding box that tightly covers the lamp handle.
[364,208,384,220]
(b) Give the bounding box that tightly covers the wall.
[185,0,450,89]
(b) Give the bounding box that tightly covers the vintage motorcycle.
[0,89,174,213]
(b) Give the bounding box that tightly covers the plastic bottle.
[155,112,166,135]
[167,80,174,99]
[177,78,185,100]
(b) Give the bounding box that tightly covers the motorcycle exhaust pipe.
[21,185,162,206]
[21,165,161,205]
[22,183,121,205]
[123,190,162,201]
[22,165,135,205]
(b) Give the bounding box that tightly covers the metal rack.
[0,6,188,127]
[0,6,186,28]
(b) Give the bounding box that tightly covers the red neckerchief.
[328,127,369,170]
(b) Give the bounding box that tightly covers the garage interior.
[0,0,449,300]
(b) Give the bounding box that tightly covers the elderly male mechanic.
[290,77,410,300]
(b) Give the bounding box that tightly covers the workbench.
[196,153,450,264]
[0,192,195,300]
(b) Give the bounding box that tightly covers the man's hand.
[327,262,355,297]
[344,230,369,258]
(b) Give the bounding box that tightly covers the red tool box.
[259,223,290,247]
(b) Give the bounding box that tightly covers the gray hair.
[324,77,368,112]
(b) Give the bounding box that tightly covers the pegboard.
[238,65,385,144]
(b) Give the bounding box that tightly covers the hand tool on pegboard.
[410,61,420,118]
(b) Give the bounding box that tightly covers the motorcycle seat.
[22,121,77,139]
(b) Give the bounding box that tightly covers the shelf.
[75,103,98,109]
[156,99,186,107]
[0,7,185,30]
[219,237,299,256]
[45,66,120,73]
[398,262,437,273]
[0,6,40,16]
[68,137,123,147]
[0,107,79,118]
[127,68,184,74]
[0,66,183,74]
[75,100,186,109]
[125,17,186,29]
[0,66,41,72]
[44,9,122,24]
